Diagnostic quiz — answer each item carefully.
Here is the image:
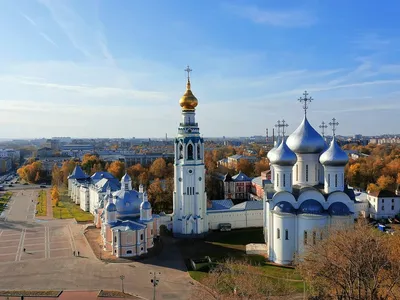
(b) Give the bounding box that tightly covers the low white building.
[355,190,400,219]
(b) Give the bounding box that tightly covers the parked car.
[8,184,13,187]
[40,185,46,188]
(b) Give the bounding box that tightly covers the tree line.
[344,143,400,192]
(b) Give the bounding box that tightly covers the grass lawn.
[36,190,47,216]
[180,228,304,293]
[53,192,93,222]
[0,192,12,213]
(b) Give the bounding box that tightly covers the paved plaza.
[0,189,194,300]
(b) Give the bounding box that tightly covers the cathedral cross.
[319,121,328,137]
[329,118,339,137]
[298,90,313,116]
[184,65,192,81]
[274,120,281,137]
[279,119,289,137]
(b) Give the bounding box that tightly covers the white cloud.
[223,3,317,27]
[20,12,58,47]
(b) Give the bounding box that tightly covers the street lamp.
[150,271,161,300]
[119,275,125,293]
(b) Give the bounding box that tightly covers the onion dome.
[273,201,295,213]
[106,201,117,212]
[319,137,349,166]
[298,199,324,215]
[140,192,152,210]
[287,116,326,154]
[114,190,141,215]
[179,79,198,111]
[269,139,297,166]
[267,139,280,161]
[328,202,351,216]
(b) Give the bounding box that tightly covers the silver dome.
[298,199,324,215]
[328,202,351,216]
[287,116,326,154]
[269,139,297,166]
[267,139,280,161]
[273,201,295,214]
[319,137,349,166]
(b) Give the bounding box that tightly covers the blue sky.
[0,0,400,138]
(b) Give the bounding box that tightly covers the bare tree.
[195,259,296,299]
[297,220,400,300]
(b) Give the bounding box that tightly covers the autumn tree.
[81,154,105,175]
[377,174,396,191]
[51,185,60,207]
[236,159,253,176]
[297,220,400,300]
[147,178,165,211]
[51,164,62,186]
[254,159,269,176]
[60,160,76,187]
[197,259,296,299]
[17,160,43,183]
[127,163,148,189]
[149,158,167,179]
[107,161,125,180]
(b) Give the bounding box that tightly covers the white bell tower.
[172,66,207,237]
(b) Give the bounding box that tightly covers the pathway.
[46,189,53,219]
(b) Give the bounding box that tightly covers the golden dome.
[179,79,198,111]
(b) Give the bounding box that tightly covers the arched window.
[197,144,201,159]
[335,174,338,187]
[277,228,280,239]
[283,174,286,187]
[296,165,298,181]
[276,173,279,187]
[305,165,309,182]
[285,229,289,240]
[304,231,308,245]
[179,144,183,159]
[315,164,318,181]
[187,144,193,160]
[328,174,331,187]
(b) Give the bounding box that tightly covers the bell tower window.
[197,144,201,159]
[179,144,183,159]
[187,144,193,160]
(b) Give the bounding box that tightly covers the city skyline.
[1,1,400,138]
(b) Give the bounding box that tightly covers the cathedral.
[264,93,355,265]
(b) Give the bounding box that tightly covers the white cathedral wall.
[292,154,320,186]
[323,166,345,194]
[207,210,263,230]
[271,213,295,265]
[273,165,292,193]
[297,214,328,254]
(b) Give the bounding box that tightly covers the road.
[0,188,194,299]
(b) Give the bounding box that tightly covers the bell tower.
[172,66,207,237]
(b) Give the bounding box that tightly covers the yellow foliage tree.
[51,186,59,207]
[107,161,125,180]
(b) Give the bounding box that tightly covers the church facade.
[264,93,355,265]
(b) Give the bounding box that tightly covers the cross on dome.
[319,121,328,137]
[278,119,289,137]
[274,120,282,136]
[184,65,192,81]
[298,91,313,116]
[329,118,339,136]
